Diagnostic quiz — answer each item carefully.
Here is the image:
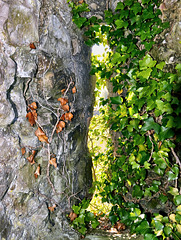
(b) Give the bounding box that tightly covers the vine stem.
[148,134,154,162]
[47,143,57,195]
[171,147,181,169]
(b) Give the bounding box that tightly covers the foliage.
[68,0,181,238]
[69,199,100,235]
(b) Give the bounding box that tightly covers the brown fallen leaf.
[61,104,69,112]
[48,204,56,212]
[57,97,68,105]
[65,112,73,121]
[35,127,49,143]
[56,121,65,133]
[28,102,37,110]
[79,0,84,4]
[34,164,41,178]
[60,114,65,121]
[26,111,36,126]
[56,126,62,133]
[49,157,57,168]
[69,211,77,221]
[61,89,66,93]
[27,150,36,165]
[114,221,126,232]
[21,147,26,155]
[30,42,36,49]
[72,86,76,94]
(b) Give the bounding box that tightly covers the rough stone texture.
[85,229,143,240]
[0,0,95,239]
[0,0,180,240]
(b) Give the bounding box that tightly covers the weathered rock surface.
[0,0,180,239]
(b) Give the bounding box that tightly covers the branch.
[171,147,181,169]
[148,134,154,162]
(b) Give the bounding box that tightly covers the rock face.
[0,0,94,239]
[0,0,180,239]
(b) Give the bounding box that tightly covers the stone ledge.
[84,229,143,240]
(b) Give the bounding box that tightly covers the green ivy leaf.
[91,219,100,229]
[163,226,172,237]
[115,19,129,29]
[115,2,124,10]
[159,126,174,141]
[110,96,123,104]
[78,226,87,235]
[135,220,150,234]
[73,17,87,28]
[175,63,181,71]
[132,185,143,199]
[144,234,158,240]
[138,68,152,80]
[174,195,181,206]
[139,54,157,70]
[156,62,165,70]
[142,117,160,134]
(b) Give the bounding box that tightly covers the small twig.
[63,77,74,97]
[47,144,57,195]
[148,134,154,162]
[24,78,32,96]
[171,147,181,169]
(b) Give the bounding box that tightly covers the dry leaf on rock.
[27,150,36,165]
[114,221,126,232]
[49,157,57,168]
[65,112,73,121]
[21,147,26,155]
[48,204,56,212]
[61,104,69,112]
[57,97,68,105]
[56,121,65,133]
[69,211,77,221]
[34,164,41,178]
[26,111,36,126]
[29,102,37,110]
[30,42,36,49]
[60,114,65,121]
[35,127,49,143]
[72,86,76,94]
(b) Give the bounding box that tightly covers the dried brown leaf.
[48,204,56,212]
[57,97,68,105]
[29,102,37,110]
[65,112,73,121]
[69,211,77,221]
[27,150,36,165]
[61,89,66,93]
[21,147,26,155]
[35,127,49,143]
[72,86,76,94]
[34,164,41,178]
[61,104,69,112]
[26,111,36,126]
[49,157,57,168]
[30,42,36,49]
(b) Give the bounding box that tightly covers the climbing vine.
[68,0,181,238]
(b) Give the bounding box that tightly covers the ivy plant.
[68,0,181,239]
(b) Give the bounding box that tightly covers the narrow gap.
[87,43,112,216]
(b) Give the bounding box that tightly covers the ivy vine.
[68,0,181,239]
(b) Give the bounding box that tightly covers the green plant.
[68,0,181,238]
[69,199,100,235]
